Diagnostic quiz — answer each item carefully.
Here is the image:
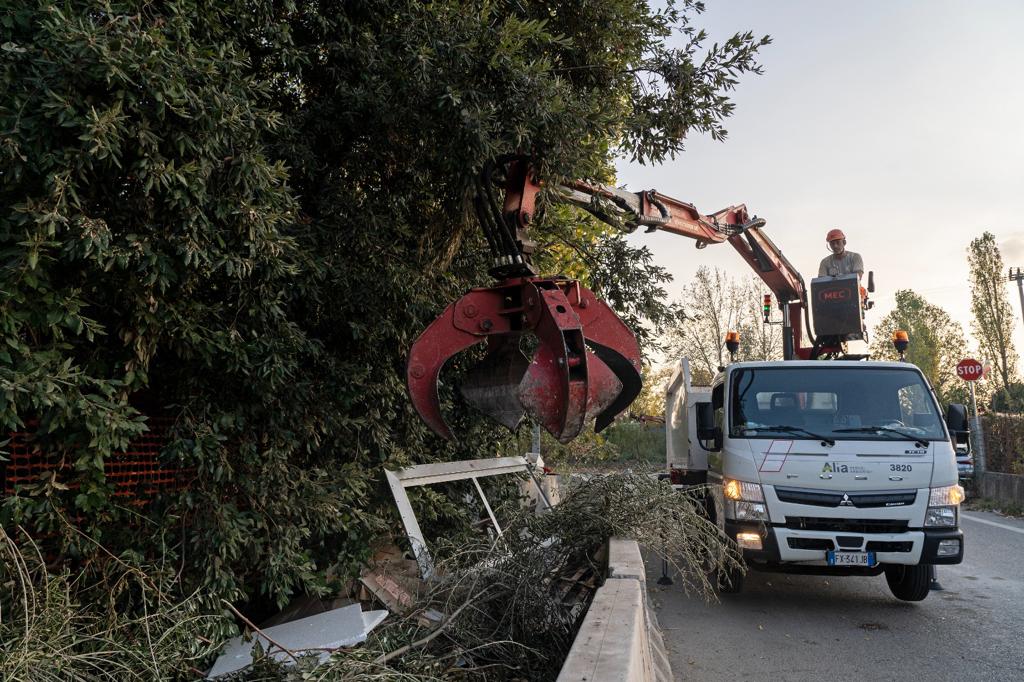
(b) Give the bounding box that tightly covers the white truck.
[666,357,966,601]
[404,167,966,604]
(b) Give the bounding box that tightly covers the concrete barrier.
[977,471,1024,508]
[557,538,672,682]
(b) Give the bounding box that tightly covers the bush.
[2,0,766,611]
[990,383,1024,412]
[601,421,666,465]
[981,413,1024,474]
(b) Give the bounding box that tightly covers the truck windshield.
[730,366,946,442]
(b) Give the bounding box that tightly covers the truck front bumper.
[725,521,963,567]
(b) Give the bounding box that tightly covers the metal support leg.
[657,525,673,586]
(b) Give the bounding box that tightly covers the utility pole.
[969,380,986,475]
[1009,267,1024,328]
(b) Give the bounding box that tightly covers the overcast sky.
[618,0,1024,363]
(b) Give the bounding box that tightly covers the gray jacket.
[818,251,864,277]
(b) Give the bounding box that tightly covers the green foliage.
[601,421,666,464]
[969,232,1019,392]
[1,2,344,607]
[981,413,1024,474]
[869,290,969,407]
[1,0,767,610]
[228,473,738,680]
[0,526,226,681]
[990,382,1024,413]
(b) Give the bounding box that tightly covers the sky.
[617,0,1024,362]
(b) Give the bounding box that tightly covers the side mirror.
[945,403,968,432]
[695,402,722,452]
[946,403,970,445]
[867,271,875,293]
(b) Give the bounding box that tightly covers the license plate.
[827,551,876,567]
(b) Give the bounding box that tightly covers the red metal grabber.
[406,159,642,443]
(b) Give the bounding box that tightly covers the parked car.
[956,443,974,482]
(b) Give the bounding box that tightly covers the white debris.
[207,603,388,678]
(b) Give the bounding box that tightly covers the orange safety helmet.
[826,228,846,242]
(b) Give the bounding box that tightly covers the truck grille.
[775,487,917,508]
[865,541,913,553]
[787,538,834,551]
[784,517,909,534]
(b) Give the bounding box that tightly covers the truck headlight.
[925,484,963,528]
[925,506,957,527]
[732,500,769,521]
[723,478,764,502]
[723,478,768,521]
[929,484,965,506]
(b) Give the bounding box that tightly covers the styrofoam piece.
[207,604,388,678]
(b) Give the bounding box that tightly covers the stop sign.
[957,358,984,381]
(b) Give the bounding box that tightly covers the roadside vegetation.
[2,0,768,636]
[1,474,739,680]
[964,497,1024,519]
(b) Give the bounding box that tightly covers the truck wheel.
[717,563,744,594]
[885,564,931,601]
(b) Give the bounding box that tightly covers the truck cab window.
[730,366,946,441]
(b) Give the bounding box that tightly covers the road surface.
[645,509,1024,681]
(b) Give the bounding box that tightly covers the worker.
[818,228,864,278]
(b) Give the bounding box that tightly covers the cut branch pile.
[237,472,740,680]
[0,473,740,681]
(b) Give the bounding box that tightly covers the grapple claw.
[406,288,512,440]
[517,286,589,443]
[407,277,642,442]
[460,336,529,430]
[583,350,623,426]
[574,292,642,431]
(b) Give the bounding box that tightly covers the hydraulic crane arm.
[407,158,829,444]
[546,172,820,360]
[554,177,805,303]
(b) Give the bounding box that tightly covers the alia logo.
[822,463,851,473]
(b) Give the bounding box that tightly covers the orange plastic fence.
[3,418,195,505]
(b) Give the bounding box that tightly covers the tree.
[991,383,1024,412]
[1,0,769,610]
[665,268,781,384]
[630,363,676,417]
[736,276,785,365]
[869,290,970,406]
[969,232,1019,394]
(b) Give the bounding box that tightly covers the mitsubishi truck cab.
[666,358,965,602]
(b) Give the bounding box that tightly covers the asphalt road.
[645,509,1024,681]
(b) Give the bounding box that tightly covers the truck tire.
[717,564,744,594]
[885,564,931,601]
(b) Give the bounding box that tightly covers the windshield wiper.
[833,426,927,448]
[746,424,835,446]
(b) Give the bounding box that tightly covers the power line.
[1009,267,1024,329]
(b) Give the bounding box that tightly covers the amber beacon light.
[892,330,909,360]
[725,331,741,359]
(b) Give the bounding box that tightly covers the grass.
[0,526,226,681]
[965,497,1024,518]
[599,422,665,465]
